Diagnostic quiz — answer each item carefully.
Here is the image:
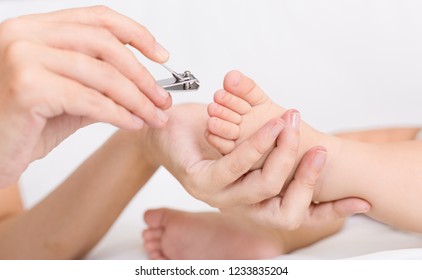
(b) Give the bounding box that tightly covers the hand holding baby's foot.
[206,70,300,169]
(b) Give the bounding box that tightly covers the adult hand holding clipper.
[0,6,171,188]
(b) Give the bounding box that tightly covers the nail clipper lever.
[157,64,200,91]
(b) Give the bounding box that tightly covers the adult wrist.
[133,126,161,169]
[112,128,159,172]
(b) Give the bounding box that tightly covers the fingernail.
[312,149,327,170]
[154,42,169,61]
[132,114,144,128]
[155,108,169,124]
[156,84,169,100]
[271,119,286,137]
[289,111,300,130]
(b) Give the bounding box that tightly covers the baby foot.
[142,208,286,260]
[207,70,299,159]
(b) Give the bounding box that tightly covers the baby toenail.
[218,91,226,99]
[210,103,219,111]
[230,71,241,87]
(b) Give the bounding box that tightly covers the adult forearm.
[0,129,157,259]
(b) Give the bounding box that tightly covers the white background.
[1,0,422,259]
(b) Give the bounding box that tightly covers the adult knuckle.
[133,24,152,42]
[227,160,245,176]
[298,175,317,191]
[9,64,37,98]
[95,27,115,43]
[87,6,118,32]
[4,40,30,62]
[137,63,149,78]
[251,137,269,155]
[0,18,23,39]
[123,90,151,117]
[279,215,301,230]
[89,5,112,16]
[135,63,157,92]
[97,60,120,81]
[135,24,155,45]
[286,141,299,155]
[73,54,117,84]
[209,168,224,185]
[260,182,281,198]
[264,173,280,188]
[135,95,152,115]
[70,52,88,72]
[241,194,261,206]
[279,160,294,178]
[85,89,103,108]
[136,24,150,38]
[285,220,301,231]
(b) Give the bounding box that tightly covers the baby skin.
[143,208,344,260]
[143,70,422,259]
[205,70,332,198]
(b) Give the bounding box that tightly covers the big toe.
[223,70,268,106]
[144,208,169,228]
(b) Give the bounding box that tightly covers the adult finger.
[302,198,371,227]
[2,19,171,110]
[273,146,328,229]
[211,110,300,207]
[39,21,171,110]
[226,146,327,229]
[260,110,301,186]
[35,43,168,128]
[31,69,145,130]
[193,117,285,206]
[23,5,169,63]
[222,196,371,230]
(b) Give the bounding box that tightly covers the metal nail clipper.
[157,64,200,91]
